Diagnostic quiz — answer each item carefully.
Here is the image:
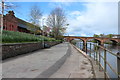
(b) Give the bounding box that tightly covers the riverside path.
[2,42,94,78]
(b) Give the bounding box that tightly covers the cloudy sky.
[5,0,118,37]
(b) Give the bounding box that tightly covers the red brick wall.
[0,11,18,31]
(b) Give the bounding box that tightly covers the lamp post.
[42,18,45,48]
[1,0,4,34]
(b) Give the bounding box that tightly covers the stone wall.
[2,41,61,60]
[45,41,61,47]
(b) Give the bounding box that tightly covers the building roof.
[16,17,41,30]
[18,23,27,29]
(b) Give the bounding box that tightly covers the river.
[76,41,120,78]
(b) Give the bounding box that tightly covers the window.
[9,25,11,30]
[3,26,5,29]
[12,25,14,31]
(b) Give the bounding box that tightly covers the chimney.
[8,11,15,16]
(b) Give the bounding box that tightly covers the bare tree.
[47,7,67,39]
[28,5,42,34]
[29,5,42,25]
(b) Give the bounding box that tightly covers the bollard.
[104,49,107,78]
[117,52,120,78]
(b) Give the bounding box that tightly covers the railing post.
[79,42,81,49]
[99,49,101,71]
[96,45,98,65]
[86,42,87,53]
[94,44,96,60]
[80,42,82,50]
[117,52,120,78]
[89,43,91,57]
[104,48,107,78]
[83,41,85,51]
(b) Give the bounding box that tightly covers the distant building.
[112,35,120,38]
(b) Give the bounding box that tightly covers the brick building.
[2,11,18,31]
[0,11,42,34]
[17,18,30,33]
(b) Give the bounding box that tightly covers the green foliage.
[93,34,99,37]
[2,30,41,43]
[40,36,62,42]
[99,34,104,37]
[40,36,56,41]
[71,40,77,45]
[93,34,113,38]
[117,42,120,46]
[2,30,61,43]
[106,34,113,38]
[89,39,98,43]
[104,42,112,44]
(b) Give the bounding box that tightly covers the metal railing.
[86,43,120,78]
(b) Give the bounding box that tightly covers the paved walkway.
[2,42,69,78]
[50,44,93,78]
[2,42,93,78]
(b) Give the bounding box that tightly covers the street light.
[41,18,45,48]
[1,0,4,34]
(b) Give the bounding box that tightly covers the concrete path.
[2,42,69,78]
[50,44,93,78]
[2,42,94,78]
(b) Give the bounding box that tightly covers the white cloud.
[39,14,48,28]
[80,33,87,36]
[70,11,81,16]
[66,2,118,36]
